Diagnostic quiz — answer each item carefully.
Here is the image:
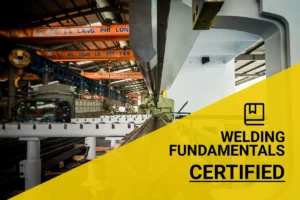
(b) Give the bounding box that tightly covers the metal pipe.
[177,101,188,113]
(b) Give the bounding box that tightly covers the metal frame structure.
[0,123,135,138]
[235,40,266,85]
[0,118,141,190]
[0,114,151,189]
[0,0,147,96]
[29,52,133,102]
[71,114,151,124]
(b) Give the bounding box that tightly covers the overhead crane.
[36,49,135,62]
[0,25,130,43]
[81,71,144,80]
[9,49,133,102]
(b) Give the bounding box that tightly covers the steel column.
[19,138,41,190]
[85,137,96,160]
[110,140,116,147]
[8,64,15,120]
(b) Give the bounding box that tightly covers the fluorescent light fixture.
[48,81,59,85]
[115,68,132,72]
[124,84,143,88]
[119,41,127,48]
[77,61,93,65]
[31,84,43,88]
[89,22,102,26]
[130,60,136,65]
[110,79,132,85]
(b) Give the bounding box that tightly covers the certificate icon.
[244,103,265,126]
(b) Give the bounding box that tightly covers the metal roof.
[235,40,266,86]
[0,0,266,94]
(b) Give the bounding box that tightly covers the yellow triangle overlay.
[12,64,300,200]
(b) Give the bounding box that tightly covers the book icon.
[244,103,265,126]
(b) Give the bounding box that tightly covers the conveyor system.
[98,115,151,118]
[71,115,152,124]
[0,123,135,138]
[0,114,152,191]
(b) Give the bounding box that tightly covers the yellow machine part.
[14,77,21,88]
[8,49,31,71]
[163,90,167,98]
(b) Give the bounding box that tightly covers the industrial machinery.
[14,83,103,123]
[138,91,174,122]
[138,91,155,114]
[103,99,114,114]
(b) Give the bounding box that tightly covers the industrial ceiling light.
[77,61,93,65]
[115,68,132,72]
[192,0,225,30]
[110,79,133,85]
[48,81,60,85]
[89,22,103,26]
[130,60,136,65]
[124,83,143,88]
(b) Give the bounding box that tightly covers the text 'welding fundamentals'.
[170,130,286,183]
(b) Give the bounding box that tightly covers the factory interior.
[0,0,299,199]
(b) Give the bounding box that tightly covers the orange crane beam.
[0,25,129,43]
[81,72,143,80]
[131,97,140,101]
[36,49,135,62]
[0,73,40,81]
[125,93,141,97]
